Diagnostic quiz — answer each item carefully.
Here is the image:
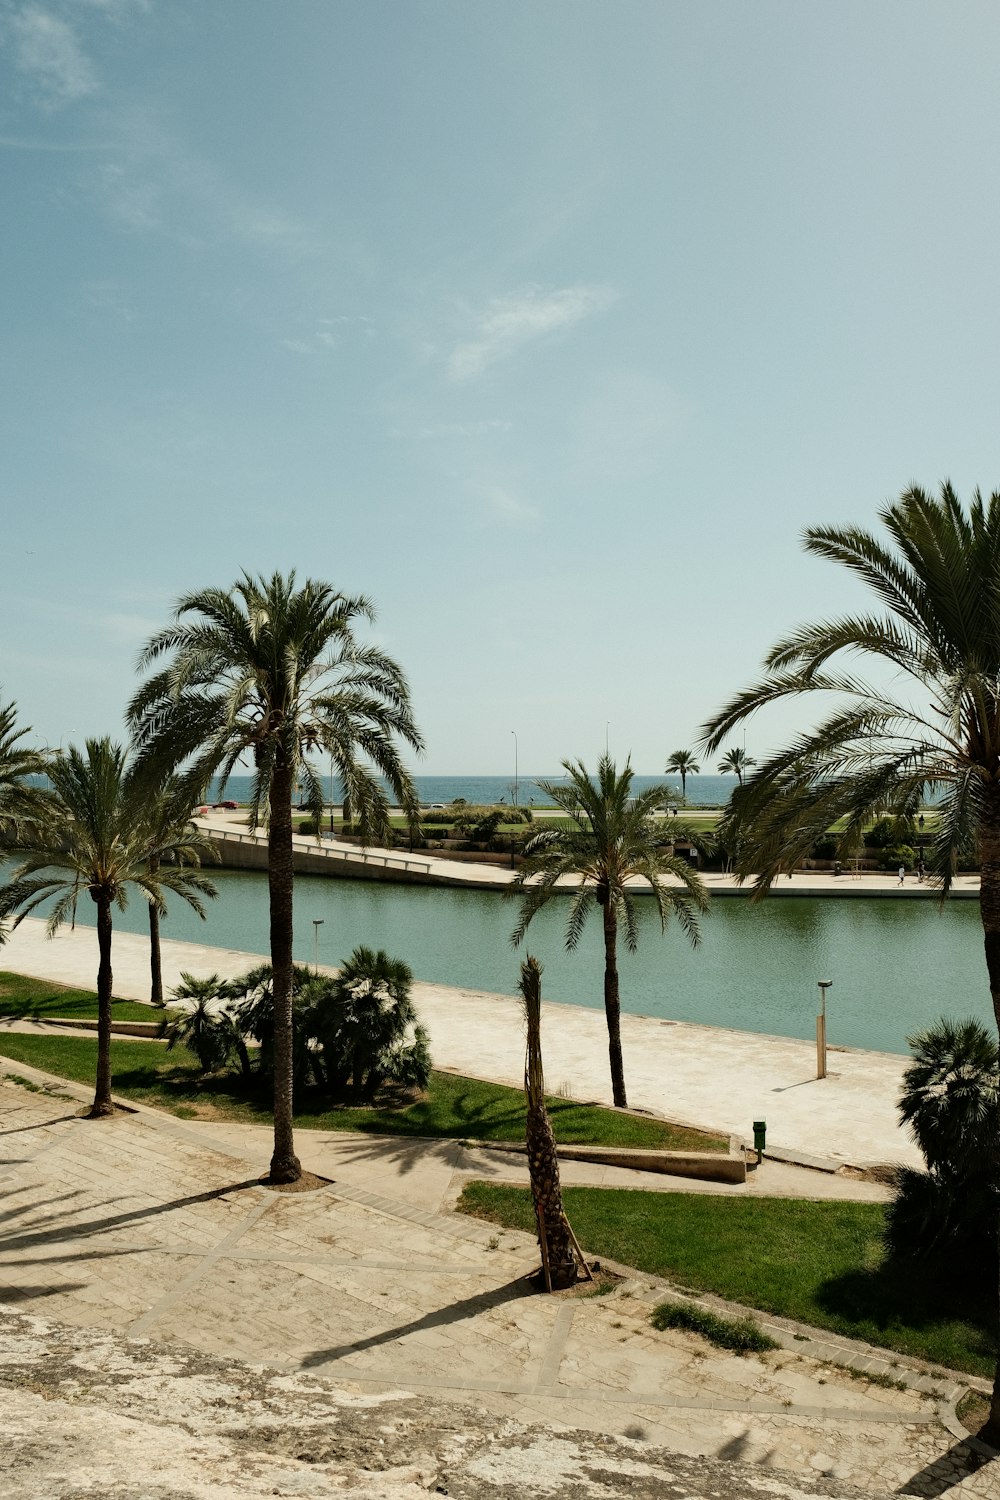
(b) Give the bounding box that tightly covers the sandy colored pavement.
[0,914,922,1170]
[1,1074,995,1497]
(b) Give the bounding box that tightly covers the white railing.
[207,824,434,876]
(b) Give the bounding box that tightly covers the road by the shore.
[0,914,922,1171]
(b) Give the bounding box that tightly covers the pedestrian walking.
[898,864,905,886]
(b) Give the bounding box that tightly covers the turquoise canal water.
[44,870,991,1057]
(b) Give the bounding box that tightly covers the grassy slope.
[0,1030,725,1151]
[0,971,158,1024]
[459,1182,995,1377]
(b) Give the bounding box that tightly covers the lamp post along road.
[816,980,832,1079]
[511,730,518,807]
[312,919,324,975]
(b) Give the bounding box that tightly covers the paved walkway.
[0,1073,994,1496]
[0,916,922,1168]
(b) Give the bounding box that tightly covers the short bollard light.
[753,1119,767,1162]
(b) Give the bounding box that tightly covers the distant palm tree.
[141,776,218,1004]
[128,571,422,1182]
[717,745,755,786]
[665,749,700,803]
[0,740,215,1117]
[509,756,708,1108]
[699,481,1000,1434]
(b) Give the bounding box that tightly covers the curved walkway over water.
[195,808,983,899]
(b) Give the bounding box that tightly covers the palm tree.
[0,740,215,1117]
[699,481,1000,1433]
[0,694,52,851]
[128,571,422,1182]
[520,955,583,1290]
[509,756,709,1108]
[665,749,699,803]
[158,971,240,1072]
[141,776,218,1003]
[716,745,755,786]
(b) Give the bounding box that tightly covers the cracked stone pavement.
[1,1071,998,1498]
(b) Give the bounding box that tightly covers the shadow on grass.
[814,1259,997,1374]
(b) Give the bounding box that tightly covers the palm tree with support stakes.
[128,571,422,1182]
[509,755,708,1109]
[520,955,591,1290]
[700,480,1000,1441]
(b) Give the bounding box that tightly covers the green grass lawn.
[0,1029,724,1152]
[458,1182,995,1378]
[0,971,159,1025]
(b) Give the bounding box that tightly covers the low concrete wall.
[470,1137,747,1184]
[47,1017,160,1038]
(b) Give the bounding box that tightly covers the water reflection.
[15,865,990,1058]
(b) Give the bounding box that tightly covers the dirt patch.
[956,1389,1000,1448]
[258,1170,333,1193]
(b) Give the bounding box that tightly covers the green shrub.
[301,946,431,1103]
[813,837,838,860]
[882,843,915,870]
[650,1299,778,1353]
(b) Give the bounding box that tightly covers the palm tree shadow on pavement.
[899,1440,996,1495]
[299,1276,530,1369]
[0,1178,263,1257]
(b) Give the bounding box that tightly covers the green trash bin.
[753,1119,766,1160]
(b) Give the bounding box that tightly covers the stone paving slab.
[1,1075,996,1495]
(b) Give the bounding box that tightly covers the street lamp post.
[329,753,335,836]
[816,980,832,1079]
[312,919,324,975]
[511,730,518,807]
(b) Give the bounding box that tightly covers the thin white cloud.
[87,107,317,258]
[449,284,617,382]
[407,419,512,440]
[9,5,98,105]
[486,486,540,526]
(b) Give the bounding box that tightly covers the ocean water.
[206,772,737,808]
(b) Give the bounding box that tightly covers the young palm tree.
[128,571,422,1182]
[0,740,215,1117]
[520,955,582,1290]
[716,745,755,786]
[158,971,239,1072]
[142,776,218,1003]
[665,749,699,802]
[509,756,709,1108]
[700,481,1000,1433]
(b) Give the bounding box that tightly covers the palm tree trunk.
[979,798,1000,1434]
[148,854,162,1004]
[602,903,628,1108]
[521,956,577,1289]
[90,895,115,1119]
[267,758,302,1183]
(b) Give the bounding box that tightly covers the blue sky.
[3,1,1000,774]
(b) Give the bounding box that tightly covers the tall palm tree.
[509,756,709,1108]
[141,776,219,1003]
[128,571,422,1182]
[700,481,1000,1433]
[716,745,755,786]
[665,749,699,802]
[0,740,215,1117]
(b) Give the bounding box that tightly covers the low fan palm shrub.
[303,947,431,1102]
[886,1017,999,1274]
